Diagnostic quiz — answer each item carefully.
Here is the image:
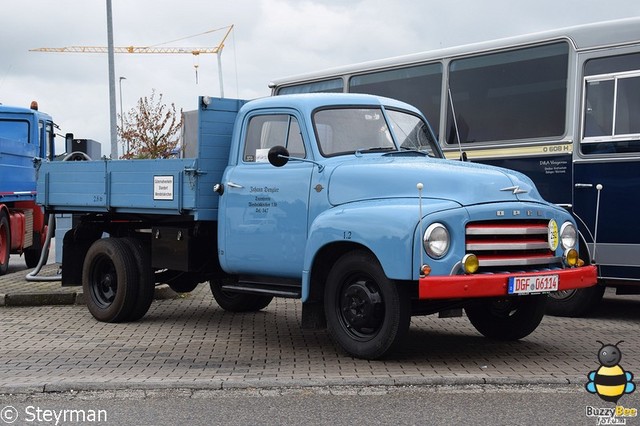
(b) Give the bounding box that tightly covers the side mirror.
[268,145,289,167]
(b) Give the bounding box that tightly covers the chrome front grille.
[465,220,561,272]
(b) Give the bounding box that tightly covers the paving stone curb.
[0,375,585,396]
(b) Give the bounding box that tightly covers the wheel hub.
[340,280,383,334]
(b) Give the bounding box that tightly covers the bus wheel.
[324,250,410,360]
[546,285,605,317]
[82,238,138,323]
[209,279,273,312]
[465,295,547,340]
[0,211,9,275]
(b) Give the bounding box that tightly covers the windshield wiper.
[355,146,396,154]
[384,149,428,157]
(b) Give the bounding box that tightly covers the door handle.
[226,181,244,189]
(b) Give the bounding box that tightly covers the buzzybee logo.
[585,341,637,425]
[586,341,636,403]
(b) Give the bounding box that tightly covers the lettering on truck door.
[221,113,313,278]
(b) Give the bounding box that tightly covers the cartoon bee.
[586,340,636,403]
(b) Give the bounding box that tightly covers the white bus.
[269,17,640,317]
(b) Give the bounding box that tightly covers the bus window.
[277,78,343,95]
[582,53,640,154]
[583,80,614,138]
[447,42,569,144]
[349,63,443,138]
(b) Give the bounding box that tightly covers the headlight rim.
[423,222,450,259]
[560,221,578,250]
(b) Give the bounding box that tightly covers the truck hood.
[327,155,542,207]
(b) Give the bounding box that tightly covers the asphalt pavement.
[1,253,639,397]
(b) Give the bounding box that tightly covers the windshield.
[313,107,438,157]
[385,109,438,157]
[314,107,395,156]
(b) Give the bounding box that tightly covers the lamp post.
[118,76,127,155]
[106,0,117,159]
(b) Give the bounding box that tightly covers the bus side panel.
[574,158,640,280]
[480,152,573,205]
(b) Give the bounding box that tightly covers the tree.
[118,89,183,159]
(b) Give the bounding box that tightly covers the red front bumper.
[418,265,598,300]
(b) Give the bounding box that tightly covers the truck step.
[222,277,302,299]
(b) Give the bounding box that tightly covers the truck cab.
[0,102,55,273]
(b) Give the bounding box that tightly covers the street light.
[118,76,127,155]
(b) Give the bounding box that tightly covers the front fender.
[301,198,459,301]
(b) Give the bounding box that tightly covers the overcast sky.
[1,0,639,156]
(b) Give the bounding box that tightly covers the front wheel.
[0,211,10,275]
[324,250,410,360]
[465,295,547,340]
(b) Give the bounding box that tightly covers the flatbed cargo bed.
[36,96,245,221]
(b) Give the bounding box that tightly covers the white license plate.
[508,274,559,295]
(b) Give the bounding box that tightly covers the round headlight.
[560,221,577,250]
[423,223,450,259]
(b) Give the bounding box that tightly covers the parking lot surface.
[1,260,639,394]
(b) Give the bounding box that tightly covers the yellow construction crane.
[30,25,234,94]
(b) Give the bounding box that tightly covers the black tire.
[546,285,606,317]
[121,237,155,321]
[0,211,9,275]
[209,279,273,312]
[324,250,410,360]
[465,295,547,340]
[167,272,200,293]
[82,238,139,323]
[24,246,43,268]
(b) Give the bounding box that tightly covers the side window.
[447,42,569,144]
[582,53,640,154]
[243,114,306,162]
[276,78,343,95]
[349,63,443,139]
[0,120,30,144]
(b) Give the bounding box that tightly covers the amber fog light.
[564,248,579,267]
[463,254,479,274]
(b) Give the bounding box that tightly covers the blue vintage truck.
[37,93,597,359]
[0,102,56,274]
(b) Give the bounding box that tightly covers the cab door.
[218,111,313,278]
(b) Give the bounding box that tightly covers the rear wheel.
[465,295,547,340]
[0,211,9,275]
[121,237,155,321]
[82,238,139,322]
[324,250,410,360]
[209,278,273,312]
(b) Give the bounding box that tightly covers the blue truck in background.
[0,102,55,274]
[37,93,597,359]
